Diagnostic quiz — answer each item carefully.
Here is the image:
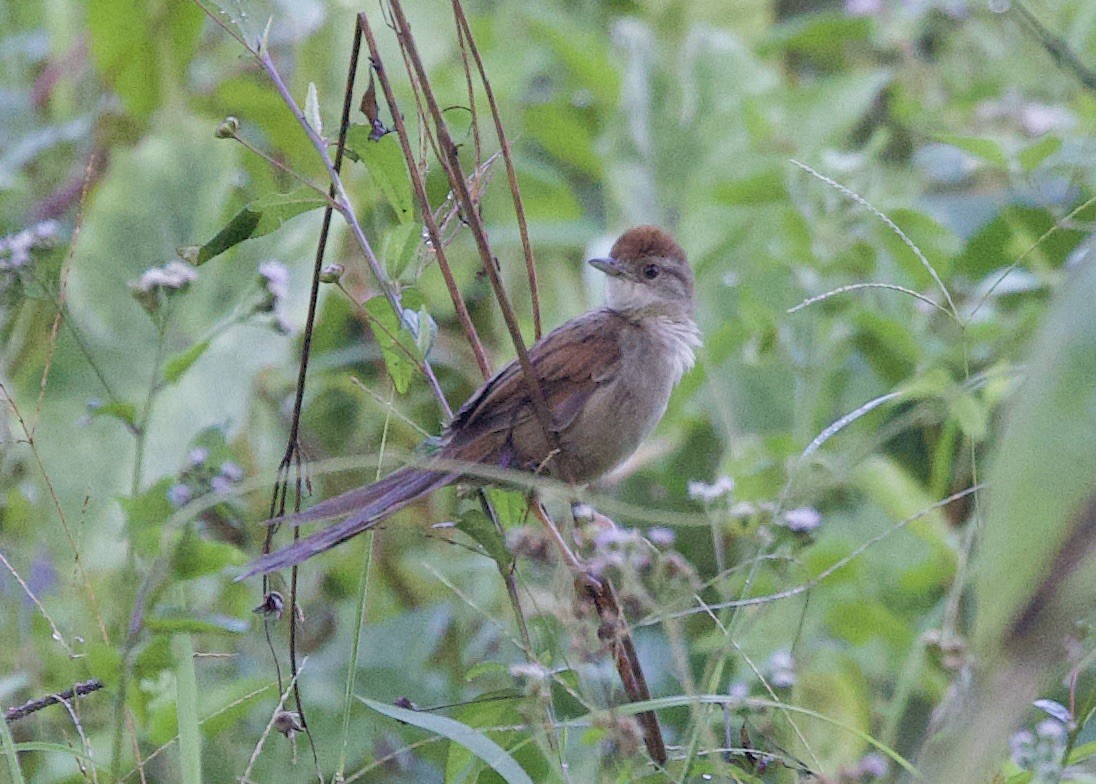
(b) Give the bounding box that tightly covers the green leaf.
[171,527,246,579]
[173,635,201,784]
[363,295,419,394]
[146,613,249,636]
[88,0,203,118]
[524,103,602,179]
[444,691,538,784]
[91,400,138,428]
[345,128,413,218]
[304,81,322,136]
[194,187,326,265]
[85,641,124,692]
[949,392,987,442]
[457,509,513,569]
[383,221,421,279]
[1,712,27,784]
[853,455,951,544]
[714,170,788,206]
[852,311,918,385]
[976,242,1096,653]
[162,339,212,385]
[485,489,528,528]
[359,696,536,784]
[119,477,176,557]
[935,134,1008,168]
[1018,135,1061,171]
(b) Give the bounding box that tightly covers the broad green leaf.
[763,12,871,68]
[524,103,602,179]
[780,69,891,149]
[853,455,951,545]
[383,221,421,280]
[119,477,176,556]
[852,311,918,385]
[171,527,246,579]
[873,208,958,289]
[88,0,203,118]
[400,307,437,359]
[173,635,201,784]
[91,400,138,428]
[714,170,787,206]
[359,696,536,784]
[1018,135,1061,172]
[956,205,1087,278]
[456,509,513,569]
[792,665,871,769]
[524,5,620,106]
[976,241,1096,653]
[936,134,1008,168]
[85,641,124,693]
[194,187,326,265]
[363,295,418,394]
[485,489,528,528]
[345,128,413,219]
[162,338,212,385]
[444,691,541,784]
[949,392,987,442]
[146,613,249,636]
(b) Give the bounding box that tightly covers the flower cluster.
[129,260,198,314]
[255,260,293,334]
[0,220,60,271]
[164,430,248,544]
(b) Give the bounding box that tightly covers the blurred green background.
[2,0,1096,782]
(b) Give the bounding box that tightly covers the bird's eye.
[642,264,660,280]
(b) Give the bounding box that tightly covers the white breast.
[647,316,702,384]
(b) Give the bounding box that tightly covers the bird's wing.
[447,308,626,447]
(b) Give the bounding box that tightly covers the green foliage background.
[2,0,1096,782]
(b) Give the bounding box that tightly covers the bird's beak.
[588,257,626,278]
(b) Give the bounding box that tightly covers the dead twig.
[449,0,542,339]
[5,680,105,723]
[358,13,492,379]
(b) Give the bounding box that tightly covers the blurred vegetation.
[2,0,1096,782]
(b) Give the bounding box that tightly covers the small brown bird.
[240,226,700,579]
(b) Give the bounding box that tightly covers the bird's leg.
[532,498,668,766]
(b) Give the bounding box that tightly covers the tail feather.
[238,467,454,579]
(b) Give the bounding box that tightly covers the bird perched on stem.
[240,225,700,579]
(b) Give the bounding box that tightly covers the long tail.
[237,467,455,579]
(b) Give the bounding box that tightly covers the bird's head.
[588,226,694,320]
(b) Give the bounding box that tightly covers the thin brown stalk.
[358,13,492,379]
[31,152,98,438]
[452,14,483,167]
[0,383,107,643]
[450,0,542,339]
[386,0,558,461]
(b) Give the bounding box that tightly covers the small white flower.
[783,507,822,532]
[687,476,734,504]
[509,662,549,681]
[258,260,290,301]
[769,649,796,688]
[646,527,675,547]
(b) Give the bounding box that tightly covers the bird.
[239,226,700,579]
